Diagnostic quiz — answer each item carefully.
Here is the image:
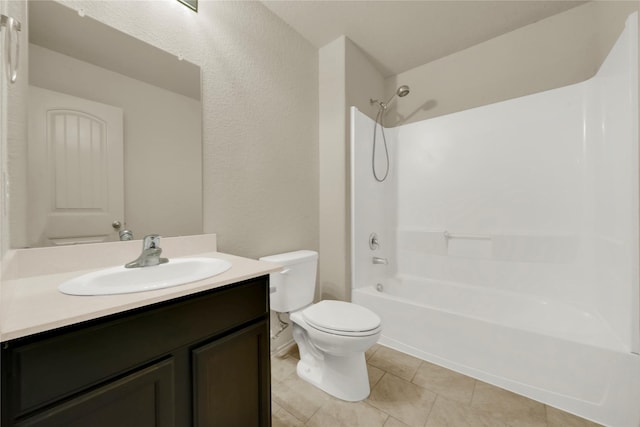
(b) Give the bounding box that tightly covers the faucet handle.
[142,234,161,249]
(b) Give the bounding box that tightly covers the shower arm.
[370,93,398,111]
[370,85,410,111]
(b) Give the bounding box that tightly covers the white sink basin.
[58,257,232,296]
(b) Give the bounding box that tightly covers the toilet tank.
[259,250,318,313]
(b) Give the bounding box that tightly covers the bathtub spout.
[372,257,388,265]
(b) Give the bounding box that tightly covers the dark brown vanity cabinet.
[1,276,271,426]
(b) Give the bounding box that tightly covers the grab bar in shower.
[443,231,492,241]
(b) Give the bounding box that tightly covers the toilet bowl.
[260,250,382,401]
[290,300,381,401]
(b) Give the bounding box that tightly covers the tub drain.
[376,283,384,292]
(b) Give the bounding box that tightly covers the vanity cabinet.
[1,276,271,426]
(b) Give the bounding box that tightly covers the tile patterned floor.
[271,344,603,427]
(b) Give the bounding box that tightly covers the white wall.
[26,44,202,243]
[350,107,397,291]
[392,84,587,298]
[589,12,639,351]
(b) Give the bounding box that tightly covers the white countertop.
[0,235,281,341]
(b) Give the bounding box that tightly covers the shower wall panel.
[394,83,588,306]
[350,111,397,289]
[588,13,639,351]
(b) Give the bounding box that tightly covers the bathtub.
[353,277,640,426]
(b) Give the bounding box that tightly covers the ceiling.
[261,0,587,77]
[29,1,200,100]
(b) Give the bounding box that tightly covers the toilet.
[260,250,382,401]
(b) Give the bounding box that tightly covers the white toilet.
[260,250,382,401]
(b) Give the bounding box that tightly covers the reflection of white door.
[28,86,124,246]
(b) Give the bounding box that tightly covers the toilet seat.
[301,300,381,337]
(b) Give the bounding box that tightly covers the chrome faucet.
[372,256,388,265]
[119,229,134,241]
[125,234,169,268]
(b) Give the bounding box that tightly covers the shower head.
[370,85,411,110]
[396,85,410,97]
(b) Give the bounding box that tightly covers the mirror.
[16,0,202,248]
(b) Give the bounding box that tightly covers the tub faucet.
[372,256,388,265]
[125,234,169,268]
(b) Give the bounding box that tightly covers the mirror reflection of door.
[28,86,124,246]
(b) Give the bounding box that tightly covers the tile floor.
[271,344,603,427]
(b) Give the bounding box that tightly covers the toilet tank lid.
[259,250,318,265]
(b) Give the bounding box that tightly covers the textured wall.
[42,0,320,259]
[199,1,318,259]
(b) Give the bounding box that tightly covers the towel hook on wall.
[1,14,21,84]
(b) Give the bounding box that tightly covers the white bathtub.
[353,277,640,427]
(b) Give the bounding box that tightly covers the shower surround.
[351,13,639,427]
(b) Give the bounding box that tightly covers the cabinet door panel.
[16,359,174,427]
[8,277,267,415]
[193,321,270,427]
